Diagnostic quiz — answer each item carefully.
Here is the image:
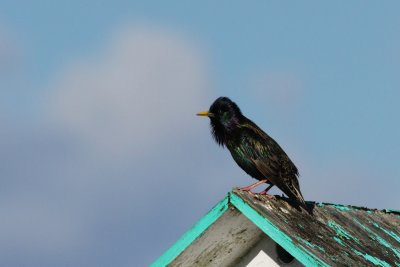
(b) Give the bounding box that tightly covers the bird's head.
[197,97,243,145]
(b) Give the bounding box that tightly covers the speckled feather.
[207,97,306,208]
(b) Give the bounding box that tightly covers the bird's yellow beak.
[196,111,210,116]
[196,111,214,117]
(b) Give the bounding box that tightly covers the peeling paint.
[333,236,346,247]
[353,219,400,260]
[154,190,400,266]
[295,236,325,253]
[236,189,400,266]
[352,248,391,267]
[332,205,351,211]
[382,228,400,244]
[370,221,400,244]
[328,220,360,244]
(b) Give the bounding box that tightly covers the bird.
[197,97,306,209]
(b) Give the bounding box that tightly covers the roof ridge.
[231,188,400,215]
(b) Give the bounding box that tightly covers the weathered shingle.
[234,189,400,266]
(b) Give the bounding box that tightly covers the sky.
[1,1,400,266]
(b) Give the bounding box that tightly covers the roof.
[152,189,400,267]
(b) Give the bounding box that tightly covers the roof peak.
[153,189,400,267]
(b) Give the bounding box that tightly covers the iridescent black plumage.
[198,97,306,209]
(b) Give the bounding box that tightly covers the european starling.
[197,97,306,209]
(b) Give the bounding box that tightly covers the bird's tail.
[294,189,307,210]
[286,185,308,212]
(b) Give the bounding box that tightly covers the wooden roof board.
[152,189,400,267]
[169,207,266,266]
[234,189,400,266]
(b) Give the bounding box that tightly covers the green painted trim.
[229,192,329,267]
[150,196,229,267]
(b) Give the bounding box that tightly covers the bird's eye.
[220,106,228,114]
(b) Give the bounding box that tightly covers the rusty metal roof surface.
[234,189,400,266]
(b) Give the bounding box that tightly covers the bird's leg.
[258,184,275,199]
[238,179,268,192]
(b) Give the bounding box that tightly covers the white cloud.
[0,25,220,266]
[46,25,210,160]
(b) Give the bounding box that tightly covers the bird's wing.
[238,122,305,205]
[236,122,286,186]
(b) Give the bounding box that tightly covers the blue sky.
[1,2,400,266]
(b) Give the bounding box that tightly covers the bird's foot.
[237,186,254,192]
[257,184,274,196]
[237,179,268,192]
[236,186,255,194]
